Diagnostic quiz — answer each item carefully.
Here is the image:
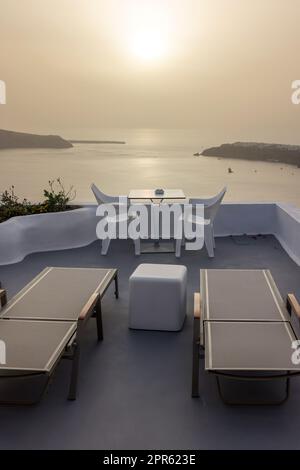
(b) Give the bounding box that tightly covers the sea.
[0,128,299,206]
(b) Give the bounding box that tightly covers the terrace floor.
[0,235,300,450]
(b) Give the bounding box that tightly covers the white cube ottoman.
[129,264,187,331]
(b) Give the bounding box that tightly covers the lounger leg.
[215,374,291,406]
[114,273,119,299]
[192,319,200,398]
[192,346,200,397]
[95,298,103,341]
[285,375,290,402]
[68,342,81,401]
[0,289,7,309]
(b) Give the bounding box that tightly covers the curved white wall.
[0,203,299,266]
[0,207,98,265]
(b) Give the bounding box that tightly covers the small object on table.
[128,189,185,201]
[155,188,165,195]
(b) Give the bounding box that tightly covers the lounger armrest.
[194,293,201,319]
[79,293,100,321]
[287,294,300,319]
[0,289,7,308]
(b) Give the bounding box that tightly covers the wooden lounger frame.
[0,288,7,309]
[192,287,300,406]
[0,269,119,404]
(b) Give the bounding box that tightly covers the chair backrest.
[91,183,120,205]
[190,187,227,222]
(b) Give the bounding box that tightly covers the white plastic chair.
[175,187,227,258]
[91,183,140,255]
[91,183,121,205]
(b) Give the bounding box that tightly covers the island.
[0,129,73,149]
[201,142,300,167]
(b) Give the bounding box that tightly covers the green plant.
[0,178,77,223]
[43,178,76,212]
[0,186,33,222]
[1,185,29,208]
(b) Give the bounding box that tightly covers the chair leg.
[175,238,182,258]
[212,224,216,248]
[101,238,111,255]
[204,225,214,258]
[134,239,140,256]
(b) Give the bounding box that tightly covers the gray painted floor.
[0,235,300,450]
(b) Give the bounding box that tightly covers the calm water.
[0,129,299,205]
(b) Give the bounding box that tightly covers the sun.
[131,30,168,62]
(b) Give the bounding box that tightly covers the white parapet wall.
[0,207,98,266]
[213,202,277,236]
[0,202,299,266]
[213,202,300,266]
[274,203,300,266]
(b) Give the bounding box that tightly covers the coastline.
[0,129,72,150]
[201,142,300,167]
[0,142,299,206]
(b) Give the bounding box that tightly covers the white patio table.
[128,189,186,253]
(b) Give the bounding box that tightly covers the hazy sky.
[1,0,300,143]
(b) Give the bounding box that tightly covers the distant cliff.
[201,142,300,167]
[0,129,73,149]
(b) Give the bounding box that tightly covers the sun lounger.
[192,269,300,405]
[0,267,118,404]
